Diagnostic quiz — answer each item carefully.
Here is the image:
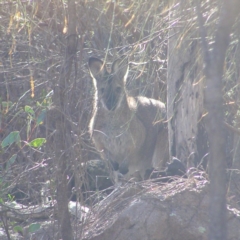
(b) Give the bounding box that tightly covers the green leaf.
[24,105,35,117]
[36,101,42,107]
[29,138,46,148]
[7,194,15,201]
[6,154,17,169]
[13,226,23,234]
[2,101,13,110]
[28,223,41,233]
[1,131,21,148]
[36,109,46,125]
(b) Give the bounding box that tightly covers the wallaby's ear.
[88,57,106,79]
[111,56,129,81]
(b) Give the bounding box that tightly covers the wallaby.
[88,56,169,181]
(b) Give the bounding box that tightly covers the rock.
[68,201,89,220]
[84,159,113,191]
[82,177,240,240]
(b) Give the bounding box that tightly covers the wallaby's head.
[88,56,129,111]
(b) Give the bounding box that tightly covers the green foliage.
[1,101,14,113]
[29,138,46,148]
[28,223,41,233]
[24,105,35,117]
[7,194,15,202]
[36,109,46,126]
[1,131,21,148]
[24,104,47,139]
[13,225,23,234]
[6,154,17,170]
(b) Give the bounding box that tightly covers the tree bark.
[167,1,204,167]
[52,1,78,239]
[228,22,240,208]
[197,1,239,239]
[228,136,240,207]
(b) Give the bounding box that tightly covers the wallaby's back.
[88,56,168,181]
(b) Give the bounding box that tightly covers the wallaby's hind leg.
[152,127,169,171]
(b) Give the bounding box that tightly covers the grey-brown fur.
[88,56,169,181]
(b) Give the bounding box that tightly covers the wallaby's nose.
[105,92,118,111]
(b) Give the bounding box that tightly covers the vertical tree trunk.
[197,1,239,239]
[52,1,78,239]
[228,136,240,207]
[167,1,204,167]
[228,31,240,208]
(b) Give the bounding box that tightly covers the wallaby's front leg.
[95,143,119,185]
[152,127,169,170]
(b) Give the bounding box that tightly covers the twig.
[195,0,210,76]
[0,211,11,240]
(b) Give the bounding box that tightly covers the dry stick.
[0,211,11,240]
[196,1,239,240]
[107,2,140,42]
[195,0,210,75]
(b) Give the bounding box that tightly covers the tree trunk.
[167,1,204,168]
[197,1,239,239]
[228,136,240,207]
[228,25,240,208]
[51,1,78,239]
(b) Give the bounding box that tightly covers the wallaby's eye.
[115,87,122,94]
